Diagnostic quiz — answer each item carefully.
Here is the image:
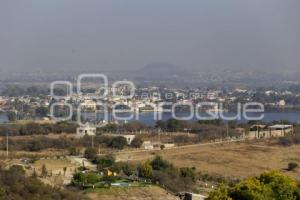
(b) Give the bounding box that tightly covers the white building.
[248,124,293,139]
[123,135,136,145]
[142,141,154,150]
[76,123,96,138]
[277,100,286,107]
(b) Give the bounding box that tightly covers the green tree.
[208,171,299,200]
[101,175,117,185]
[287,162,298,171]
[63,167,67,176]
[180,167,196,182]
[109,136,127,149]
[138,161,153,179]
[231,177,274,200]
[9,164,25,173]
[84,147,97,160]
[121,163,134,176]
[35,106,49,117]
[207,184,232,200]
[41,164,48,177]
[166,119,184,132]
[7,111,17,121]
[259,171,298,200]
[72,172,85,184]
[85,173,100,184]
[95,155,116,171]
[150,156,171,171]
[27,140,43,151]
[130,137,143,148]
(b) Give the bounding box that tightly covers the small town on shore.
[1,81,300,200]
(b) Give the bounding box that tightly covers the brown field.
[0,133,76,142]
[116,141,300,179]
[33,159,80,186]
[86,186,177,200]
[33,159,76,174]
[0,149,66,159]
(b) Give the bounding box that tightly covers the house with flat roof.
[76,123,96,138]
[248,124,293,139]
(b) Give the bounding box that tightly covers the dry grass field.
[116,141,300,179]
[86,186,177,200]
[33,159,76,174]
[0,149,66,159]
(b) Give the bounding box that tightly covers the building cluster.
[0,85,300,122]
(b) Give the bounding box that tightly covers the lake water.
[82,112,300,125]
[0,112,299,125]
[0,114,8,123]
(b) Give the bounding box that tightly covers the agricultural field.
[116,140,300,180]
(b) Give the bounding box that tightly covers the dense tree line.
[1,85,67,97]
[0,165,88,200]
[98,121,151,134]
[0,121,78,136]
[155,119,241,141]
[0,135,143,152]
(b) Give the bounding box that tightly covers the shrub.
[94,154,116,171]
[278,137,293,146]
[109,136,127,150]
[180,167,196,182]
[0,166,87,200]
[120,163,134,176]
[137,161,153,179]
[84,148,97,160]
[287,162,298,171]
[130,137,143,148]
[68,147,80,156]
[150,156,171,171]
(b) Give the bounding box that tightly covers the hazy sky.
[1,0,300,73]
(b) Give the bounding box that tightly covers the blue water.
[1,112,299,125]
[0,114,8,123]
[82,112,300,125]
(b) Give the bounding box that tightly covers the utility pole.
[226,122,229,140]
[6,131,9,159]
[158,129,161,143]
[91,135,94,148]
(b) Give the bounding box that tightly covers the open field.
[116,141,300,179]
[33,158,80,186]
[33,159,76,174]
[85,186,177,200]
[0,149,65,159]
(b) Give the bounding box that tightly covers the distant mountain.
[135,63,192,79]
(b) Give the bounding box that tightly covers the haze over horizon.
[1,0,300,74]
